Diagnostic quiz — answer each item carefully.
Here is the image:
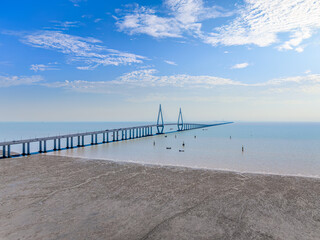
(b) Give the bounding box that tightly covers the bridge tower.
[177,108,183,131]
[157,104,164,134]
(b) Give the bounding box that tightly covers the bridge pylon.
[177,108,183,131]
[156,104,164,134]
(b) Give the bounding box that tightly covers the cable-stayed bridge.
[0,105,232,158]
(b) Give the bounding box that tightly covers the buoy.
[182,142,185,147]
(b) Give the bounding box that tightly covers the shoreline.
[1,154,320,239]
[49,152,320,180]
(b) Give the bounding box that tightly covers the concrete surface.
[1,154,320,240]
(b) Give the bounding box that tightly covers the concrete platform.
[1,155,320,240]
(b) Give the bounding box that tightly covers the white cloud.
[30,63,59,72]
[231,62,249,69]
[43,69,320,97]
[0,75,43,87]
[164,60,177,66]
[46,21,80,30]
[69,0,85,7]
[94,18,103,23]
[262,74,320,86]
[116,0,320,52]
[20,31,146,69]
[116,0,233,38]
[111,69,243,88]
[204,0,320,51]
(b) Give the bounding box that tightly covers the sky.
[1,0,320,122]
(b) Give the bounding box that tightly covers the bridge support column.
[2,146,5,158]
[66,138,69,149]
[43,141,47,153]
[95,134,98,145]
[70,137,73,148]
[107,132,109,143]
[22,143,26,156]
[82,136,85,146]
[103,133,106,143]
[91,135,94,145]
[39,141,42,153]
[27,143,30,155]
[53,139,57,150]
[58,139,61,150]
[78,136,81,147]
[7,145,11,158]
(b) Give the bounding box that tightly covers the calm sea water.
[1,122,320,178]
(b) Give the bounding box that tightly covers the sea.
[1,122,320,178]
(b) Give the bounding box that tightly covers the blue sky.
[1,0,320,122]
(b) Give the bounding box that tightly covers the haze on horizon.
[1,0,320,122]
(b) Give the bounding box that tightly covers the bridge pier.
[39,141,42,153]
[53,139,57,150]
[22,143,26,156]
[43,141,47,153]
[58,138,61,150]
[66,138,69,149]
[82,136,85,146]
[27,143,30,155]
[7,145,11,158]
[95,134,98,145]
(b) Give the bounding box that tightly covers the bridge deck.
[0,122,233,158]
[0,122,231,146]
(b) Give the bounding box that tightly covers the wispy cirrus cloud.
[69,0,86,7]
[116,0,320,52]
[45,21,80,30]
[45,69,320,95]
[4,70,320,97]
[0,75,43,87]
[112,69,243,88]
[204,0,320,52]
[115,0,233,38]
[231,62,249,69]
[18,31,146,70]
[30,63,59,72]
[164,60,177,66]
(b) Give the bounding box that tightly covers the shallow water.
[1,122,320,177]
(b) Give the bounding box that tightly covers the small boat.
[179,150,184,152]
[166,147,171,149]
